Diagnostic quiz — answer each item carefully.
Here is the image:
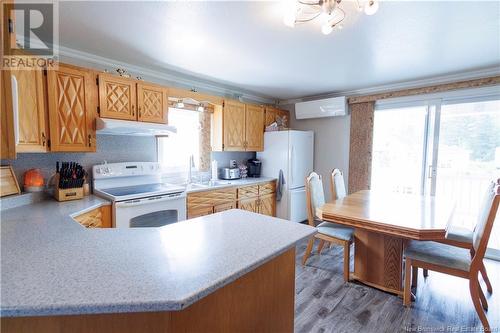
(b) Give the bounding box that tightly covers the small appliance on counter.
[247,158,262,178]
[219,167,241,180]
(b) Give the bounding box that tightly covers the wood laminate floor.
[294,238,500,333]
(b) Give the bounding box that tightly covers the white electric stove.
[93,162,186,228]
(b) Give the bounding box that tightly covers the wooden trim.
[1,68,16,159]
[348,76,500,104]
[320,213,446,240]
[168,87,223,106]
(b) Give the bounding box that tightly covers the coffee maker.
[247,158,262,178]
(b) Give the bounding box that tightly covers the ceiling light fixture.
[196,104,205,112]
[283,0,379,35]
[175,99,185,108]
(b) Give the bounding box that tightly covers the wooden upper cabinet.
[264,107,279,127]
[11,68,49,152]
[1,69,16,159]
[98,74,136,121]
[222,100,246,151]
[47,64,96,152]
[264,106,289,128]
[245,104,264,152]
[212,100,266,152]
[137,83,167,124]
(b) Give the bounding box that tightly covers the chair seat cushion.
[405,240,471,272]
[445,225,473,243]
[317,222,354,241]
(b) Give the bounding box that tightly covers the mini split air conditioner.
[295,96,347,119]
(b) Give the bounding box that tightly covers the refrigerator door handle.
[290,145,294,185]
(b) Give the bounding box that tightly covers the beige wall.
[283,104,351,201]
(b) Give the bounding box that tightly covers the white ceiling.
[58,1,500,100]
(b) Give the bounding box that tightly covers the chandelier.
[283,0,379,35]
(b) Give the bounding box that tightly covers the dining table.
[317,190,455,296]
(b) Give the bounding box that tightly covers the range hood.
[96,118,177,136]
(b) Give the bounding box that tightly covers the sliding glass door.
[372,95,500,254]
[434,99,500,251]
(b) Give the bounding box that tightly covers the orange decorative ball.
[24,169,45,187]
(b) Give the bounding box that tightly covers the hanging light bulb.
[364,0,379,15]
[321,23,334,35]
[196,104,204,112]
[283,0,297,28]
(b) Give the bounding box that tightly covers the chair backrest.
[471,179,500,266]
[330,169,347,200]
[305,172,326,227]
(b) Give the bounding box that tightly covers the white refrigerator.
[257,130,314,222]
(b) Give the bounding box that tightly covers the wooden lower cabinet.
[259,193,276,216]
[73,206,111,228]
[187,181,277,219]
[187,188,237,219]
[238,197,259,213]
[237,181,276,217]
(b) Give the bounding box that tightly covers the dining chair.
[412,181,498,294]
[330,168,347,201]
[302,172,354,282]
[403,181,500,331]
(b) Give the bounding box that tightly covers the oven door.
[113,192,186,228]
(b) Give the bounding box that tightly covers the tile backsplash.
[1,135,256,190]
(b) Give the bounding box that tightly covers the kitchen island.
[0,196,314,332]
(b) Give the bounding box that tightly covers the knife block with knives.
[54,162,85,202]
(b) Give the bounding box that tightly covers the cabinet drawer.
[187,188,237,209]
[214,202,236,213]
[238,185,259,199]
[187,206,214,219]
[259,182,276,196]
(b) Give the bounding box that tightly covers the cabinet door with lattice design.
[259,194,276,217]
[277,109,289,128]
[98,74,136,121]
[264,107,279,127]
[137,83,167,124]
[245,104,264,152]
[47,64,96,152]
[237,197,258,213]
[12,68,48,152]
[223,100,246,151]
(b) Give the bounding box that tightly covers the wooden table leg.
[352,229,404,296]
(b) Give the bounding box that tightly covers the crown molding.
[55,44,276,105]
[279,66,500,105]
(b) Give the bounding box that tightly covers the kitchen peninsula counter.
[1,197,314,332]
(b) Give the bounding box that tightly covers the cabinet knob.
[41,132,46,146]
[132,105,135,116]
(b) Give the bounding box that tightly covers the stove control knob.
[96,168,101,174]
[104,167,110,174]
[149,165,154,170]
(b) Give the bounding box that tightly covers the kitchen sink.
[187,180,233,189]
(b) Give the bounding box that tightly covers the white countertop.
[184,177,276,193]
[0,195,314,317]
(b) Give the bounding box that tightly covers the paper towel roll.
[211,160,218,180]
